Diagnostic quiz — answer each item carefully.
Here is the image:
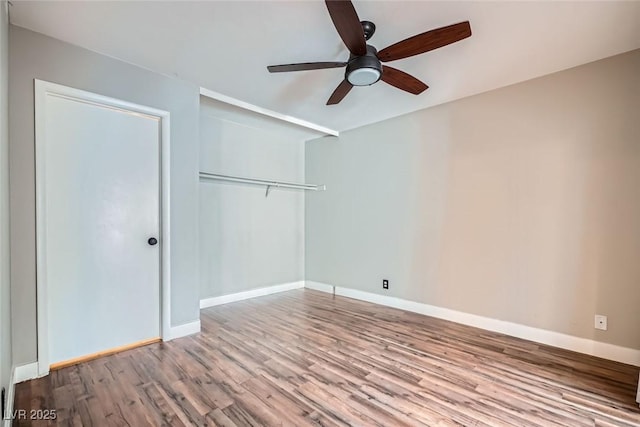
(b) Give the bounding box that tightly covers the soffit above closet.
[200,95,328,142]
[10,1,640,133]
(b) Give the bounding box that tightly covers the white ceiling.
[10,1,640,133]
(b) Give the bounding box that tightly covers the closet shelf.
[199,172,326,197]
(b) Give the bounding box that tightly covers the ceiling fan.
[267,0,471,105]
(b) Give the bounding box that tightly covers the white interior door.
[36,82,162,367]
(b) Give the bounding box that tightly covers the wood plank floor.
[13,289,640,426]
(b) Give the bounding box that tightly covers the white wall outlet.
[594,314,607,331]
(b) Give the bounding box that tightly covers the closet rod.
[199,172,326,192]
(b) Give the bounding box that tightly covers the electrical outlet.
[594,314,607,331]
[382,279,389,289]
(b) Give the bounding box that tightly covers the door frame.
[34,79,171,376]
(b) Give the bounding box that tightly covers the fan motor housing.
[346,45,383,86]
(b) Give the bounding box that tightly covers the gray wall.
[306,49,640,350]
[199,99,305,299]
[9,26,200,365]
[0,0,11,405]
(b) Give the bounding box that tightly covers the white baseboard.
[304,281,335,294]
[200,281,305,309]
[13,362,39,384]
[3,365,15,427]
[3,362,41,426]
[308,282,640,367]
[165,320,201,341]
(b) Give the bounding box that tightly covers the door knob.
[148,237,158,246]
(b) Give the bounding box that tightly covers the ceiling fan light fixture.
[345,45,383,86]
[267,0,472,105]
[347,67,381,86]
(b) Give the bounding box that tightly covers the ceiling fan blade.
[327,79,353,105]
[377,21,471,62]
[325,0,367,56]
[381,66,428,95]
[267,62,347,73]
